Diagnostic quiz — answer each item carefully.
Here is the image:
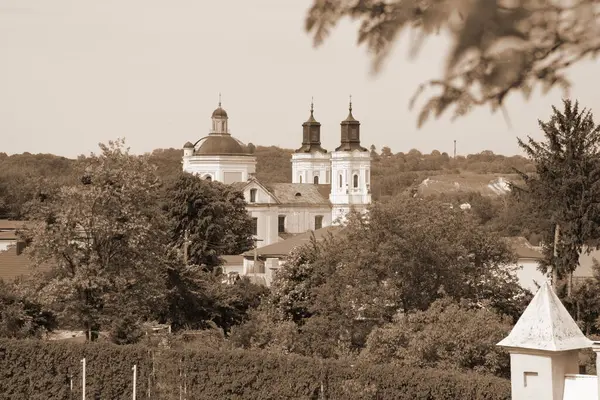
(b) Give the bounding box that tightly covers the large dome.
[194,135,251,156]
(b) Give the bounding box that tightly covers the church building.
[182,98,372,250]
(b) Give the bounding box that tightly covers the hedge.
[0,339,511,400]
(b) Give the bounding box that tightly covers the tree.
[516,100,600,286]
[0,280,56,339]
[247,197,527,358]
[360,298,512,378]
[21,139,168,339]
[305,0,600,125]
[162,172,254,271]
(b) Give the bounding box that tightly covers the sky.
[1,0,599,158]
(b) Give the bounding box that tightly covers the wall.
[278,206,332,234]
[511,259,546,293]
[291,152,331,184]
[182,154,256,183]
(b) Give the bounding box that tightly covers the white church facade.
[182,98,372,250]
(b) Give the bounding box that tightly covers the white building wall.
[0,240,16,252]
[183,155,256,183]
[277,206,331,234]
[511,259,547,293]
[329,150,371,223]
[291,153,331,184]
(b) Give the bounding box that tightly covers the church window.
[353,174,359,188]
[251,217,258,235]
[338,174,343,188]
[250,189,257,203]
[313,175,319,184]
[278,216,286,233]
[299,175,303,183]
[315,215,323,230]
[205,175,212,182]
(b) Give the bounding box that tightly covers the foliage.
[20,139,168,335]
[162,172,254,270]
[361,298,512,378]
[0,281,56,339]
[0,338,511,400]
[305,0,600,125]
[108,313,144,345]
[516,99,600,278]
[245,196,527,360]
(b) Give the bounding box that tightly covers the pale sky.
[1,0,598,158]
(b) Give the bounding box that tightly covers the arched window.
[339,174,343,188]
[353,174,359,188]
[299,175,303,183]
[205,175,212,182]
[313,175,319,185]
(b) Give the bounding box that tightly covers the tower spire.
[310,97,314,115]
[349,94,352,112]
[218,92,222,107]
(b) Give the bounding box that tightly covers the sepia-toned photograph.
[1,0,600,398]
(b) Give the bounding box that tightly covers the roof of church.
[211,106,228,118]
[497,280,592,352]
[265,183,331,206]
[194,135,253,156]
[242,225,343,258]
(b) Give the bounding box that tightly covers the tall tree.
[162,172,254,271]
[305,0,600,125]
[516,99,600,286]
[20,139,168,339]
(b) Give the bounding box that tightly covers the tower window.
[353,174,359,188]
[205,175,212,182]
[299,175,303,183]
[251,217,258,235]
[250,189,257,203]
[315,215,323,230]
[338,174,343,188]
[313,175,319,185]
[278,215,286,233]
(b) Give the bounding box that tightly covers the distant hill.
[0,146,534,219]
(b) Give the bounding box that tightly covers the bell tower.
[291,98,331,184]
[329,96,371,224]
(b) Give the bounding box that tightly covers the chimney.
[15,240,26,256]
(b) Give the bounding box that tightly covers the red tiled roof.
[0,244,51,282]
[242,225,343,258]
[0,220,25,230]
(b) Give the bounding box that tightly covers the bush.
[0,338,510,400]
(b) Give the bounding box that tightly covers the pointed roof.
[497,280,592,352]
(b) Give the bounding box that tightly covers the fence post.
[81,358,86,400]
[132,364,137,400]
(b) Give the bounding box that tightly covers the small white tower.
[329,97,371,224]
[291,99,331,184]
[498,280,592,400]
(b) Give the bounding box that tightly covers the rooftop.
[265,183,331,206]
[242,225,343,258]
[497,280,592,352]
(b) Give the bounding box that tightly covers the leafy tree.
[305,0,600,125]
[162,172,254,271]
[0,280,56,339]
[516,99,600,283]
[20,139,168,339]
[246,196,527,358]
[360,298,512,378]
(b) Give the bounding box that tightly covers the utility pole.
[183,229,190,266]
[252,238,263,278]
[453,140,457,158]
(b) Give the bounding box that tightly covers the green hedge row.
[0,339,510,400]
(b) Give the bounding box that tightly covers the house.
[181,98,372,248]
[505,236,599,293]
[498,280,600,400]
[236,225,343,287]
